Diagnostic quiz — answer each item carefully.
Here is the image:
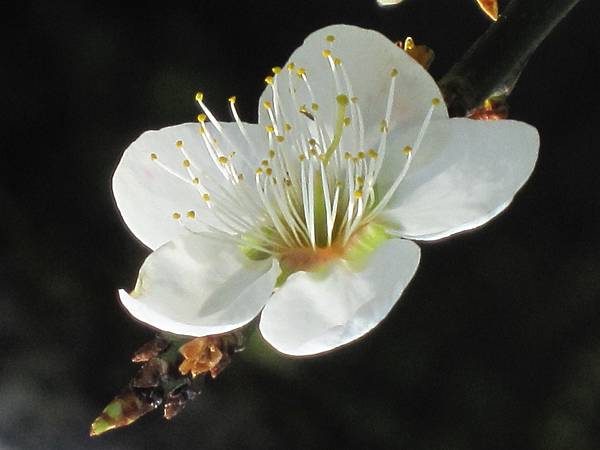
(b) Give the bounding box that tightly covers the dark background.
[2,0,600,449]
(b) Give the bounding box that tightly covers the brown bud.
[90,389,156,436]
[132,358,169,389]
[131,336,169,363]
[178,337,224,378]
[468,97,509,120]
[396,37,435,70]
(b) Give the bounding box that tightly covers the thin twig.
[439,0,581,116]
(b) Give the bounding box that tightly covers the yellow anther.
[356,176,365,186]
[183,159,191,168]
[344,152,352,160]
[296,67,306,77]
[186,210,196,219]
[390,68,398,77]
[228,96,236,104]
[275,135,285,143]
[268,149,276,159]
[351,96,358,103]
[432,97,441,106]
[404,37,415,51]
[265,168,273,176]
[309,148,318,156]
[380,120,388,133]
[357,151,365,159]
[218,156,228,164]
[272,66,282,74]
[287,62,295,71]
[172,212,181,220]
[150,153,158,161]
[202,193,210,202]
[368,149,378,159]
[298,154,306,161]
[261,159,269,166]
[322,49,332,58]
[354,190,363,199]
[284,178,292,187]
[192,177,200,184]
[326,35,335,43]
[334,57,342,66]
[264,76,274,85]
[343,117,352,126]
[336,94,349,106]
[197,113,206,122]
[265,125,275,133]
[238,173,244,181]
[311,102,319,111]
[284,123,292,131]
[256,168,264,175]
[403,145,413,155]
[195,92,204,102]
[175,140,184,148]
[263,100,272,109]
[308,138,316,146]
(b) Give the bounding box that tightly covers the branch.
[439,0,581,117]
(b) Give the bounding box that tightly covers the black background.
[2,1,600,449]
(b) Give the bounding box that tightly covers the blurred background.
[2,0,600,449]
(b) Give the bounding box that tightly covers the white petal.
[119,232,278,337]
[259,238,420,356]
[112,122,267,249]
[380,118,539,240]
[258,24,446,146]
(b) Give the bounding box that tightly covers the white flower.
[113,25,539,356]
[377,0,405,6]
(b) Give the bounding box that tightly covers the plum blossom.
[113,25,539,356]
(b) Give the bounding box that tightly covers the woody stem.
[438,0,581,116]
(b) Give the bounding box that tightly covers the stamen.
[256,174,295,247]
[263,100,280,135]
[339,64,364,150]
[150,153,194,185]
[195,92,240,167]
[229,95,261,163]
[370,69,398,184]
[300,161,315,249]
[412,99,437,153]
[307,163,316,249]
[319,162,334,245]
[365,99,437,221]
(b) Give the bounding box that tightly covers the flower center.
[277,221,390,273]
